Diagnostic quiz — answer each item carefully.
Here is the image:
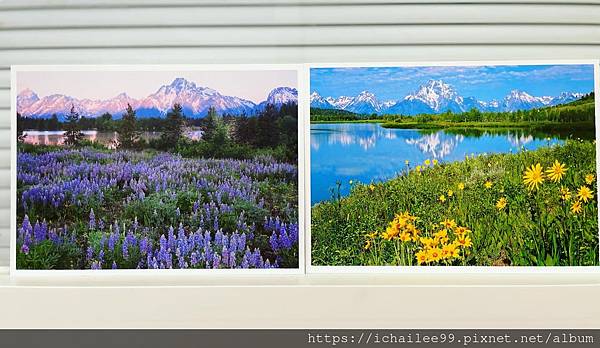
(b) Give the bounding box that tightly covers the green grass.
[311,140,599,267]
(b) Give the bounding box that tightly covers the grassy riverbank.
[311,140,599,267]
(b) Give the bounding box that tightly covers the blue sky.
[310,64,595,101]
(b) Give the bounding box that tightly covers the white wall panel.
[1,4,600,28]
[0,2,599,268]
[2,26,600,48]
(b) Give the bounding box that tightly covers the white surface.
[0,0,599,328]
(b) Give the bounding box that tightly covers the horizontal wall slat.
[0,70,9,89]
[0,230,7,248]
[0,209,9,228]
[2,46,600,66]
[0,90,9,107]
[1,26,600,49]
[2,0,600,9]
[0,247,6,267]
[0,131,11,149]
[0,170,10,188]
[2,4,600,28]
[0,150,10,169]
[0,110,11,129]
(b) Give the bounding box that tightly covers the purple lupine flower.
[122,239,129,259]
[221,244,229,268]
[91,261,101,270]
[98,219,105,231]
[238,233,246,252]
[269,232,278,251]
[241,253,250,268]
[190,251,199,267]
[108,232,117,252]
[89,208,96,230]
[212,252,221,269]
[86,246,94,261]
[20,244,29,255]
[112,261,117,269]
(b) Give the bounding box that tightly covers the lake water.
[23,129,204,147]
[310,123,564,205]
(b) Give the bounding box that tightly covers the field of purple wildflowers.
[16,146,299,270]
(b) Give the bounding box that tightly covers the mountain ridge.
[310,79,585,115]
[17,78,298,119]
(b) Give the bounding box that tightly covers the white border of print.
[10,64,306,277]
[305,59,600,274]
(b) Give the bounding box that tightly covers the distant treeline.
[311,92,595,124]
[18,102,299,163]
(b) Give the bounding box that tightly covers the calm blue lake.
[310,123,563,205]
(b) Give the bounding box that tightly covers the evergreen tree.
[161,103,184,149]
[118,104,140,149]
[63,105,84,146]
[201,106,228,146]
[16,112,25,142]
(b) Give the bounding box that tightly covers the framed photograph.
[307,60,600,273]
[11,65,305,275]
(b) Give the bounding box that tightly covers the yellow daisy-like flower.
[457,182,465,190]
[433,159,438,165]
[585,174,595,185]
[447,190,454,197]
[424,159,431,166]
[364,240,372,250]
[456,235,473,248]
[454,226,471,236]
[426,247,443,262]
[560,186,571,201]
[577,185,594,203]
[484,181,493,189]
[419,237,437,249]
[442,243,460,258]
[570,200,582,214]
[545,160,567,183]
[523,163,544,190]
[416,165,422,173]
[365,231,378,239]
[369,184,375,192]
[495,197,508,210]
[440,219,457,229]
[439,195,446,203]
[399,232,412,243]
[415,250,428,265]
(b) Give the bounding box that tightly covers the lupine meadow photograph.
[15,68,300,271]
[310,63,599,267]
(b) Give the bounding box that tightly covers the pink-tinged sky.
[17,70,298,103]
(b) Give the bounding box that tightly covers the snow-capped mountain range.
[17,77,298,118]
[311,79,585,115]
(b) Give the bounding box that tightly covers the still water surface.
[310,123,564,204]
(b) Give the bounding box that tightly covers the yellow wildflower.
[419,237,436,249]
[416,165,422,173]
[454,226,471,236]
[523,163,544,190]
[364,240,372,250]
[577,186,594,203]
[433,159,438,165]
[495,197,508,210]
[570,200,582,214]
[415,250,428,265]
[427,247,443,262]
[440,219,457,229]
[585,174,595,185]
[545,160,567,183]
[442,243,460,258]
[365,231,378,239]
[369,184,375,192]
[456,235,473,248]
[439,195,446,203]
[560,186,571,201]
[447,190,454,197]
[457,182,465,190]
[399,232,412,243]
[484,181,493,189]
[424,159,431,166]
